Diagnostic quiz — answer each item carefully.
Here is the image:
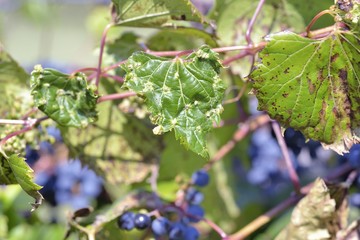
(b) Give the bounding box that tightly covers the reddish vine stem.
[202,218,228,239]
[246,0,266,46]
[95,23,114,89]
[271,121,301,194]
[204,114,270,171]
[97,92,137,103]
[227,163,354,240]
[0,119,29,125]
[306,10,334,37]
[100,73,124,83]
[0,116,48,146]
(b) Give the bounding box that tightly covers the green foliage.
[123,45,225,158]
[30,65,99,128]
[0,152,43,211]
[250,31,360,154]
[111,0,205,27]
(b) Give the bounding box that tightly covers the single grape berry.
[184,225,199,240]
[117,211,135,230]
[169,222,185,240]
[185,188,204,205]
[191,169,209,187]
[186,205,205,223]
[134,213,151,230]
[151,217,170,236]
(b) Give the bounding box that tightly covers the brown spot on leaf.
[331,53,340,62]
[284,67,290,74]
[339,69,347,81]
[318,69,324,81]
[307,77,315,94]
[282,93,289,98]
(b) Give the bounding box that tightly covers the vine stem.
[204,114,270,171]
[0,116,48,146]
[202,218,228,239]
[246,0,266,46]
[306,10,334,37]
[271,121,301,194]
[0,119,29,125]
[227,163,354,240]
[95,23,114,89]
[71,67,98,75]
[97,92,137,103]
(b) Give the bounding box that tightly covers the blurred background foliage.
[0,0,359,239]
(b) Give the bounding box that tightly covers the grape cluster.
[117,169,209,239]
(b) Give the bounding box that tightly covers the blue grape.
[185,188,204,205]
[117,212,135,230]
[191,170,209,187]
[55,159,102,209]
[151,217,170,236]
[134,213,151,230]
[186,205,204,223]
[346,144,360,168]
[169,222,185,240]
[184,225,199,240]
[349,193,360,208]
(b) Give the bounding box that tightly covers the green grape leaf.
[250,31,360,154]
[276,178,348,240]
[123,46,225,158]
[0,152,43,211]
[111,0,205,27]
[30,65,99,128]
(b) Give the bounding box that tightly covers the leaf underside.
[30,65,99,128]
[123,46,225,158]
[276,178,348,240]
[111,0,205,27]
[250,31,360,154]
[0,153,43,211]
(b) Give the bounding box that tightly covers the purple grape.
[184,225,199,240]
[185,188,204,205]
[191,170,209,187]
[186,205,204,223]
[117,212,135,230]
[151,217,170,236]
[134,213,151,230]
[169,222,185,240]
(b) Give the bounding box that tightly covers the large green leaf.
[111,0,205,27]
[30,65,99,128]
[0,152,43,211]
[275,178,348,239]
[250,31,360,154]
[123,46,225,158]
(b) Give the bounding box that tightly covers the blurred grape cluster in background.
[0,0,359,239]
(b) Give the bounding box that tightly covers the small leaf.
[250,31,360,154]
[123,46,225,158]
[0,152,43,211]
[30,65,99,128]
[111,0,205,27]
[275,178,348,240]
